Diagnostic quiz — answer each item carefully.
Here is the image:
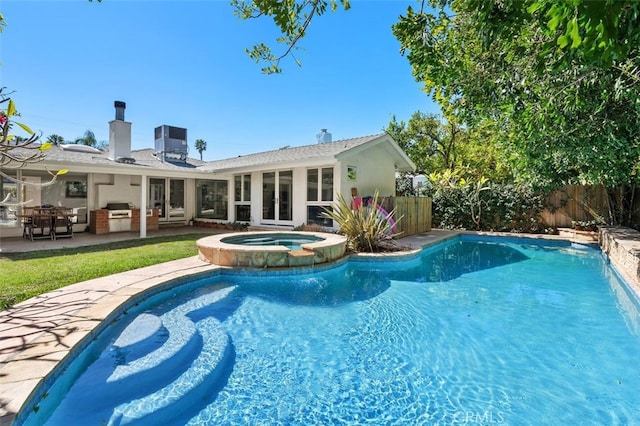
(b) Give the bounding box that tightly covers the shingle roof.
[16,145,208,172]
[200,134,385,172]
[8,132,413,174]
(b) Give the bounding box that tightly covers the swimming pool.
[20,236,640,425]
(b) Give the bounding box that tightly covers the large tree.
[386,111,509,180]
[391,0,640,225]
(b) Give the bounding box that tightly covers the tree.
[75,130,97,147]
[386,111,511,183]
[391,1,640,226]
[232,0,351,73]
[195,138,207,160]
[47,134,64,145]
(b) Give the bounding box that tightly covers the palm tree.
[75,130,97,147]
[195,138,207,160]
[47,134,64,145]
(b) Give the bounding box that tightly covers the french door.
[262,170,292,224]
[149,178,185,221]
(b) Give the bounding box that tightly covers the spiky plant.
[321,190,401,252]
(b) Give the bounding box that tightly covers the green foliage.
[233,0,350,73]
[426,171,545,232]
[386,111,513,183]
[47,134,65,145]
[321,191,400,252]
[524,0,640,70]
[75,129,97,147]
[392,0,640,226]
[385,111,460,173]
[0,88,56,171]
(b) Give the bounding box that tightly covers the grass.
[0,234,204,310]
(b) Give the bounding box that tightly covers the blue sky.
[1,0,439,161]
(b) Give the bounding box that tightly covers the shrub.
[321,191,402,252]
[425,172,545,232]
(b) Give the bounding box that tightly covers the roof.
[12,145,208,173]
[7,132,415,174]
[200,134,388,172]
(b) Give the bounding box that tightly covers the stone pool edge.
[0,257,221,426]
[2,228,639,425]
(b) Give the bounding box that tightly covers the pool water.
[23,237,640,425]
[221,233,325,251]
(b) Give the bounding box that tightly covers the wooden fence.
[380,196,432,237]
[540,185,609,228]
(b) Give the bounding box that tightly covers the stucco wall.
[338,144,397,201]
[95,174,140,209]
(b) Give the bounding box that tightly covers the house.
[0,102,416,238]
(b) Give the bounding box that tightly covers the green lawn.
[0,234,203,310]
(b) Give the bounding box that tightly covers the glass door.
[168,179,185,220]
[149,178,185,222]
[262,171,292,224]
[262,172,275,221]
[278,171,292,221]
[149,178,165,219]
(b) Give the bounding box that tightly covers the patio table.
[21,208,77,241]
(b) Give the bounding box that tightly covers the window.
[0,171,18,225]
[321,168,333,201]
[306,167,333,225]
[234,174,251,202]
[307,205,333,227]
[234,174,251,222]
[307,169,318,201]
[235,205,251,221]
[196,179,228,219]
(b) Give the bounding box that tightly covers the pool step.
[42,286,237,425]
[288,249,315,267]
[110,317,233,425]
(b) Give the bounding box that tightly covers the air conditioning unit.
[154,125,188,162]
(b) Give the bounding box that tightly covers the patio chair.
[29,208,54,241]
[52,207,74,239]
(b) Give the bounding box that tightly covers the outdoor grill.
[105,203,132,231]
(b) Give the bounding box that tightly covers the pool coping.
[196,231,348,268]
[0,228,637,425]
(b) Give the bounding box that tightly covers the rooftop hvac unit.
[154,125,188,162]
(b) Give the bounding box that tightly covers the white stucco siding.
[250,171,262,225]
[292,168,307,225]
[96,174,141,209]
[338,144,397,202]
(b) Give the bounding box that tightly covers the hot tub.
[197,231,347,268]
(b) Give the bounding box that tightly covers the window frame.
[306,166,334,226]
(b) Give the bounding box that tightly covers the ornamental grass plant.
[321,191,403,252]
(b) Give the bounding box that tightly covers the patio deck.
[0,226,218,254]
